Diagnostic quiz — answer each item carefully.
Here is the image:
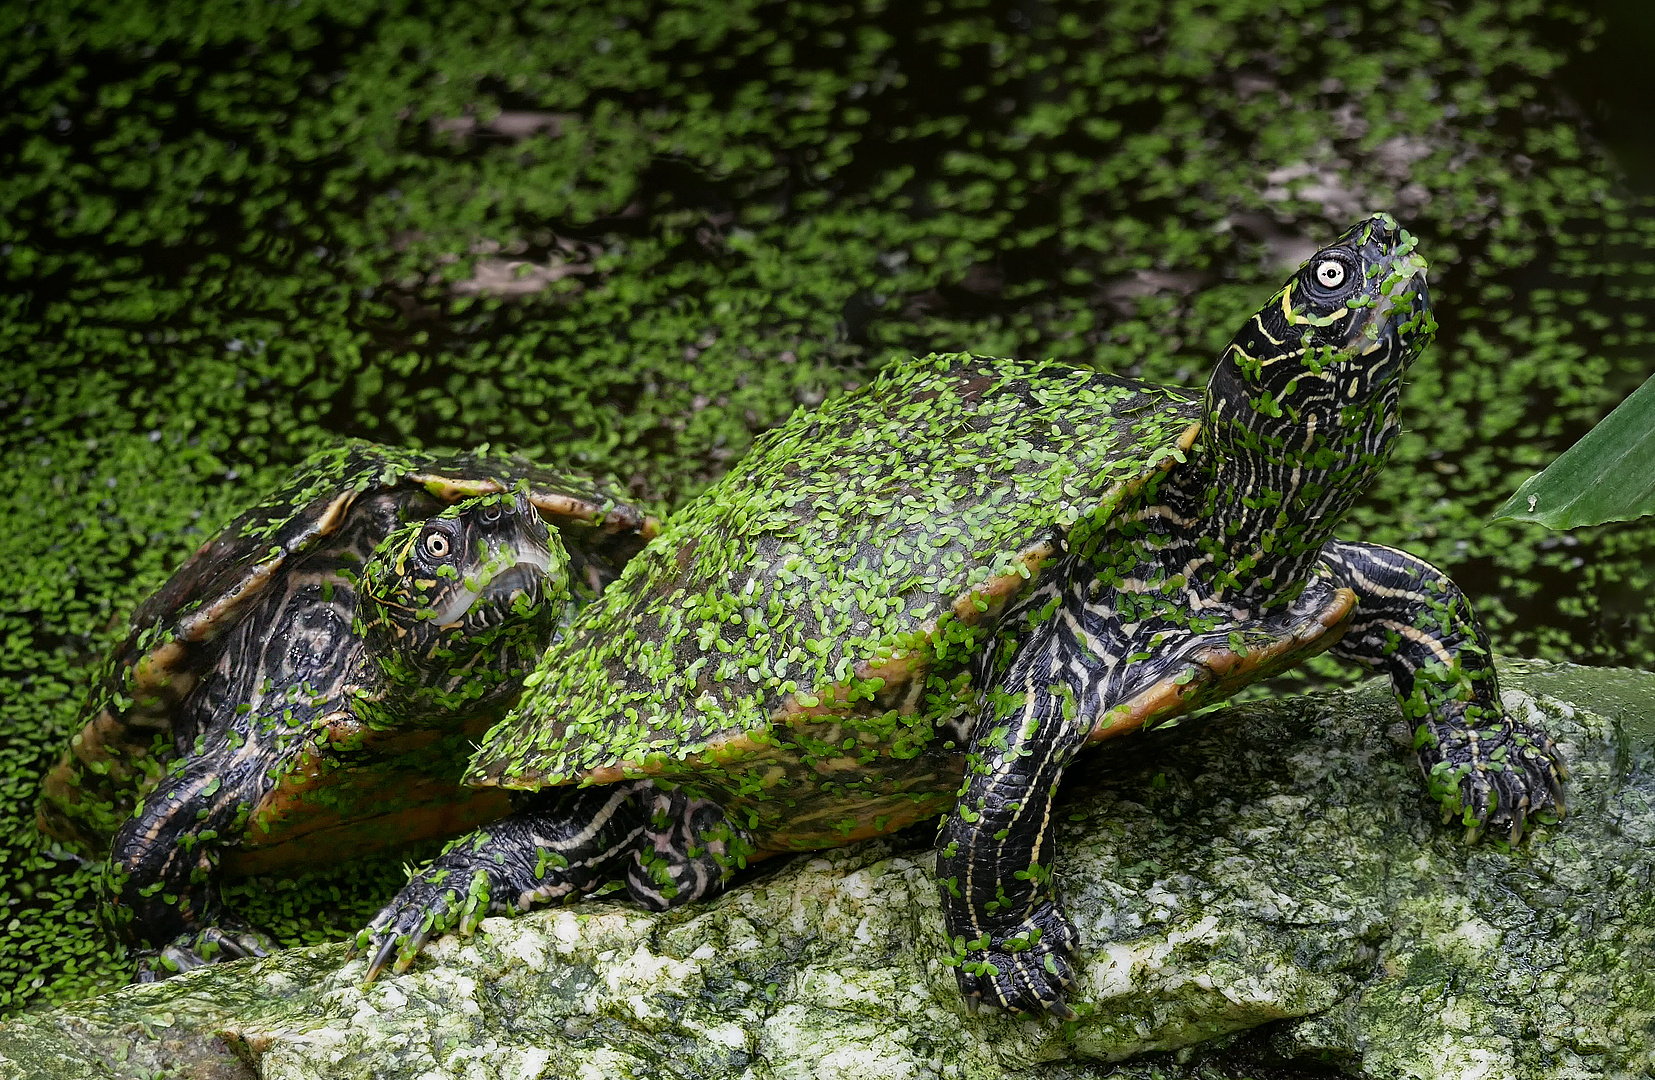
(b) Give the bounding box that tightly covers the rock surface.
[2,659,1651,1080]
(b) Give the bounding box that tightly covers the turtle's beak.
[432,537,556,627]
[1366,260,1434,383]
[1353,218,1434,387]
[480,551,553,607]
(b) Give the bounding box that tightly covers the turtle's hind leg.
[627,787,749,910]
[1318,540,1565,840]
[358,785,646,980]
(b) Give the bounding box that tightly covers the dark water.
[1565,0,1655,193]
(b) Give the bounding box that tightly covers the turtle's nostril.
[481,503,503,524]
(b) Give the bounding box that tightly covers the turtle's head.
[1208,214,1434,436]
[356,490,567,723]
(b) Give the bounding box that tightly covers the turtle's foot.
[1419,713,1565,843]
[354,864,495,982]
[353,790,649,981]
[136,924,274,982]
[952,900,1079,1020]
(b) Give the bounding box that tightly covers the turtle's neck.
[1137,380,1403,616]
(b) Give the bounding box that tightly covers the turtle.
[36,440,657,975]
[357,215,1564,1016]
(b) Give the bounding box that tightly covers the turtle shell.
[468,354,1219,826]
[36,440,657,856]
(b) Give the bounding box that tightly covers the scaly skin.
[1319,541,1564,839]
[357,785,739,979]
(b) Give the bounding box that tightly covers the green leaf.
[1492,372,1655,529]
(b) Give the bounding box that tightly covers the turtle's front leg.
[937,615,1090,1019]
[1318,539,1564,840]
[358,785,647,978]
[103,753,274,978]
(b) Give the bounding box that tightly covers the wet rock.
[2,659,1650,1079]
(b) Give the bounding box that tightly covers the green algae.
[3,0,1655,1019]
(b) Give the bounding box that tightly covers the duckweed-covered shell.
[471,354,1202,792]
[37,440,656,853]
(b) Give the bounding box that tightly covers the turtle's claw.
[136,923,275,981]
[1422,713,1564,845]
[952,900,1079,1019]
[357,907,433,983]
[357,863,492,983]
[364,932,401,983]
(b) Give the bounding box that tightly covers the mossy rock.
[2,659,1650,1079]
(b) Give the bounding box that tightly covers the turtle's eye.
[422,530,452,559]
[1301,253,1358,305]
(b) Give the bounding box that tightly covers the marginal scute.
[946,539,1058,625]
[412,474,505,501]
[174,550,292,643]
